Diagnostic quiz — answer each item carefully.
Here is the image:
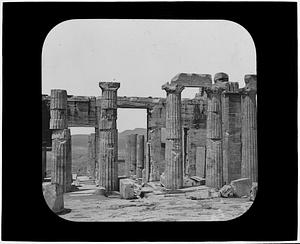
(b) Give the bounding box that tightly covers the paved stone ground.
[59,177,253,222]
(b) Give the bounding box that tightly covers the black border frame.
[2,1,298,241]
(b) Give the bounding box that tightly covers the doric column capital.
[214,72,229,83]
[99,82,120,91]
[239,74,257,96]
[161,82,184,94]
[244,74,257,90]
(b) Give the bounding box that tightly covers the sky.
[42,19,256,134]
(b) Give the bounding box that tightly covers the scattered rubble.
[183,176,204,187]
[219,178,254,198]
[250,182,258,201]
[119,179,136,199]
[186,188,220,200]
[230,178,252,198]
[219,184,235,198]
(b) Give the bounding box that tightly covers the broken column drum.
[98,82,120,192]
[136,134,145,178]
[241,75,257,182]
[205,86,224,189]
[125,134,137,177]
[162,83,184,189]
[50,89,72,193]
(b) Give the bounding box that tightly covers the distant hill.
[71,134,89,148]
[118,128,147,159]
[70,128,147,151]
[46,128,147,176]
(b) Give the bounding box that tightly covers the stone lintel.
[170,73,212,87]
[99,82,120,91]
[162,82,184,94]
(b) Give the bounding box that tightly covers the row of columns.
[205,74,257,188]
[49,89,72,193]
[47,74,256,192]
[125,134,145,178]
[160,73,257,190]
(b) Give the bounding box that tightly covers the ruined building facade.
[42,72,257,192]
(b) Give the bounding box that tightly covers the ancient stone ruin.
[42,72,257,216]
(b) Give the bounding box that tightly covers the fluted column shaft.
[125,134,137,177]
[221,82,242,184]
[241,75,257,182]
[136,135,145,178]
[50,89,72,192]
[162,83,184,189]
[98,82,120,191]
[206,87,223,189]
[95,99,100,183]
[88,133,96,180]
[149,128,161,181]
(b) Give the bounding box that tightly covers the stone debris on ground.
[219,184,235,198]
[230,178,252,198]
[61,180,253,222]
[219,178,255,199]
[186,188,220,200]
[250,182,258,201]
[119,178,136,199]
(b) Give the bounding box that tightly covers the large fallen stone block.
[250,182,258,201]
[183,176,205,188]
[119,179,135,199]
[230,178,252,197]
[43,183,64,213]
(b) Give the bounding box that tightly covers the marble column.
[149,128,161,181]
[142,142,151,183]
[50,89,72,192]
[88,133,96,180]
[95,99,101,184]
[162,82,184,189]
[98,82,120,192]
[220,76,242,184]
[136,135,145,178]
[205,85,224,189]
[241,75,257,182]
[125,134,137,177]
